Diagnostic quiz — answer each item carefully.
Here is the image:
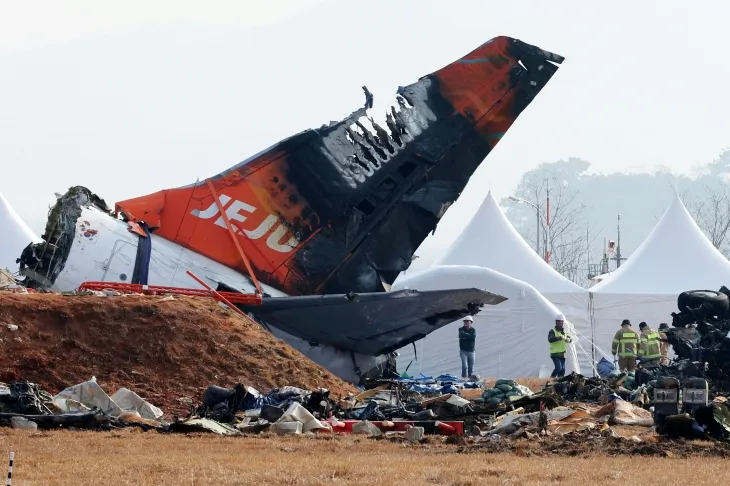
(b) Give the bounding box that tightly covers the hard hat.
[463,315,474,322]
[639,322,648,329]
[658,323,669,330]
[621,319,631,326]
[555,313,565,321]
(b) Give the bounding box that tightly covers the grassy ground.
[1,429,728,485]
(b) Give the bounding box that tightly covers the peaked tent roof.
[592,196,730,294]
[0,191,40,272]
[435,191,583,293]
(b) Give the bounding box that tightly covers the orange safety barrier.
[77,281,262,306]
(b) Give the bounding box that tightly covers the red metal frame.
[205,178,263,295]
[77,281,262,306]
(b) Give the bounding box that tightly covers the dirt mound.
[0,293,357,414]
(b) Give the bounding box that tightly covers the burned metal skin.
[17,187,112,288]
[640,287,730,392]
[107,36,563,296]
[17,190,510,384]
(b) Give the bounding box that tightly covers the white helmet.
[463,315,474,322]
[555,313,565,322]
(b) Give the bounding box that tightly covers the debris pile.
[0,378,160,431]
[480,379,535,406]
[0,293,357,414]
[666,288,730,387]
[4,285,730,448]
[177,383,335,436]
[368,374,481,396]
[180,378,475,438]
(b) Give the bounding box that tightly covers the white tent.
[590,196,730,359]
[433,191,592,366]
[0,191,40,272]
[393,265,581,378]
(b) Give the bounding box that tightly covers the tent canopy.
[592,196,730,294]
[435,191,582,294]
[0,191,40,272]
[393,265,581,378]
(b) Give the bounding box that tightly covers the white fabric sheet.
[393,266,581,378]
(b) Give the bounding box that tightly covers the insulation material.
[110,388,164,420]
[547,409,598,435]
[275,402,330,433]
[54,378,123,417]
[491,408,576,435]
[170,418,240,436]
[595,400,654,427]
[0,269,17,289]
[53,378,162,420]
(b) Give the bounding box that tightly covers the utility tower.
[587,213,627,279]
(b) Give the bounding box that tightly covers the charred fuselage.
[110,37,563,296]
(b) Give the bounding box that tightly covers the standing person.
[458,316,476,379]
[658,323,670,366]
[612,319,639,372]
[548,313,571,379]
[638,322,662,366]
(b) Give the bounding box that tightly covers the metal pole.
[509,196,541,257]
[535,206,540,255]
[545,179,550,264]
[616,213,622,268]
[7,452,13,486]
[586,224,590,282]
[590,293,596,377]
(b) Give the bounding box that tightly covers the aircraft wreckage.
[18,36,563,383]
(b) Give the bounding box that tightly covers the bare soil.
[0,293,358,414]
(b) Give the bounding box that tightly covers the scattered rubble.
[2,285,730,454]
[0,293,357,414]
[665,287,730,388]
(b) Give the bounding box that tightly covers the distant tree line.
[503,149,730,285]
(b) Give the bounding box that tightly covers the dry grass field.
[1,429,729,485]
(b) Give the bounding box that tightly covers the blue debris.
[597,357,615,378]
[392,373,481,396]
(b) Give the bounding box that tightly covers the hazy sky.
[1,0,729,258]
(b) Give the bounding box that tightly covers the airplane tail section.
[115,36,564,296]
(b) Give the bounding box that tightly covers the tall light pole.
[545,179,551,264]
[509,196,540,257]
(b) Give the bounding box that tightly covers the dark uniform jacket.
[458,326,476,352]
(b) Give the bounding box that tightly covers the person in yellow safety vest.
[638,322,662,366]
[611,319,639,372]
[658,323,670,366]
[548,313,572,378]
